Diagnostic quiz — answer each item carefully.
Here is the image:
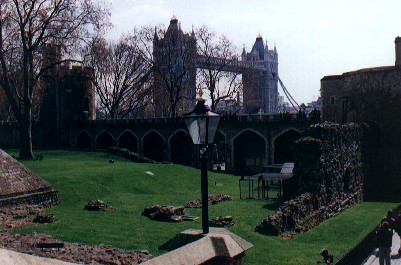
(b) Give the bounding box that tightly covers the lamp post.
[182,94,220,234]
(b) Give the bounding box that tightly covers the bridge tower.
[152,16,197,117]
[242,34,279,114]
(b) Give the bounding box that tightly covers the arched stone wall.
[118,130,138,152]
[211,130,227,166]
[143,130,165,162]
[76,130,93,149]
[273,129,302,164]
[65,118,310,172]
[233,130,267,173]
[169,130,193,166]
[96,130,115,149]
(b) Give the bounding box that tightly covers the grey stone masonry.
[0,150,58,206]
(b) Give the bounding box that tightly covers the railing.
[195,55,270,72]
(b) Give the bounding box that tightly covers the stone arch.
[211,130,226,166]
[214,130,226,144]
[76,130,93,149]
[273,129,302,164]
[143,130,165,162]
[233,129,267,173]
[169,130,193,166]
[118,130,138,152]
[96,130,115,149]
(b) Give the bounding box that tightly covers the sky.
[105,0,401,104]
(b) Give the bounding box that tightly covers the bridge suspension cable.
[278,77,299,110]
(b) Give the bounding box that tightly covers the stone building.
[321,37,401,124]
[152,16,197,117]
[241,35,279,114]
[320,37,401,200]
[40,44,96,147]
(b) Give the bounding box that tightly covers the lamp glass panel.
[207,115,220,144]
[184,116,206,145]
[185,118,200,145]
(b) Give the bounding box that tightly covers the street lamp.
[182,92,220,234]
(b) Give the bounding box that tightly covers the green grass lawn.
[9,150,399,264]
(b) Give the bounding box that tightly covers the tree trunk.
[18,112,34,160]
[171,102,177,118]
[210,82,216,111]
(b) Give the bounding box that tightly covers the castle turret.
[242,33,279,114]
[168,15,179,32]
[151,16,197,117]
[241,45,246,61]
[395,36,401,67]
[191,24,195,38]
[153,27,159,46]
[251,34,264,60]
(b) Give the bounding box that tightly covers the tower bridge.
[153,16,280,116]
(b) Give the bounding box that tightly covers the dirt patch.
[0,205,46,229]
[0,230,151,264]
[0,204,151,264]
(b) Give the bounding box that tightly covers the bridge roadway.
[70,114,314,172]
[195,55,270,73]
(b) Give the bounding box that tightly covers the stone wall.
[296,122,364,200]
[0,189,59,208]
[256,123,365,236]
[0,150,59,207]
[321,65,401,200]
[321,67,401,125]
[320,76,344,123]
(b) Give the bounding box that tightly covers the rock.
[185,194,232,208]
[84,200,116,212]
[33,213,57,223]
[142,205,185,222]
[209,216,234,227]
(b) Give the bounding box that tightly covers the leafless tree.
[0,0,109,159]
[0,88,13,122]
[133,24,197,118]
[87,36,152,119]
[196,26,242,112]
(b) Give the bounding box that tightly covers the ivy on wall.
[256,122,366,237]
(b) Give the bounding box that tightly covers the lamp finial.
[196,88,206,101]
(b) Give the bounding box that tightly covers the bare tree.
[0,88,13,122]
[87,36,152,119]
[0,0,109,159]
[196,26,242,112]
[133,22,197,118]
